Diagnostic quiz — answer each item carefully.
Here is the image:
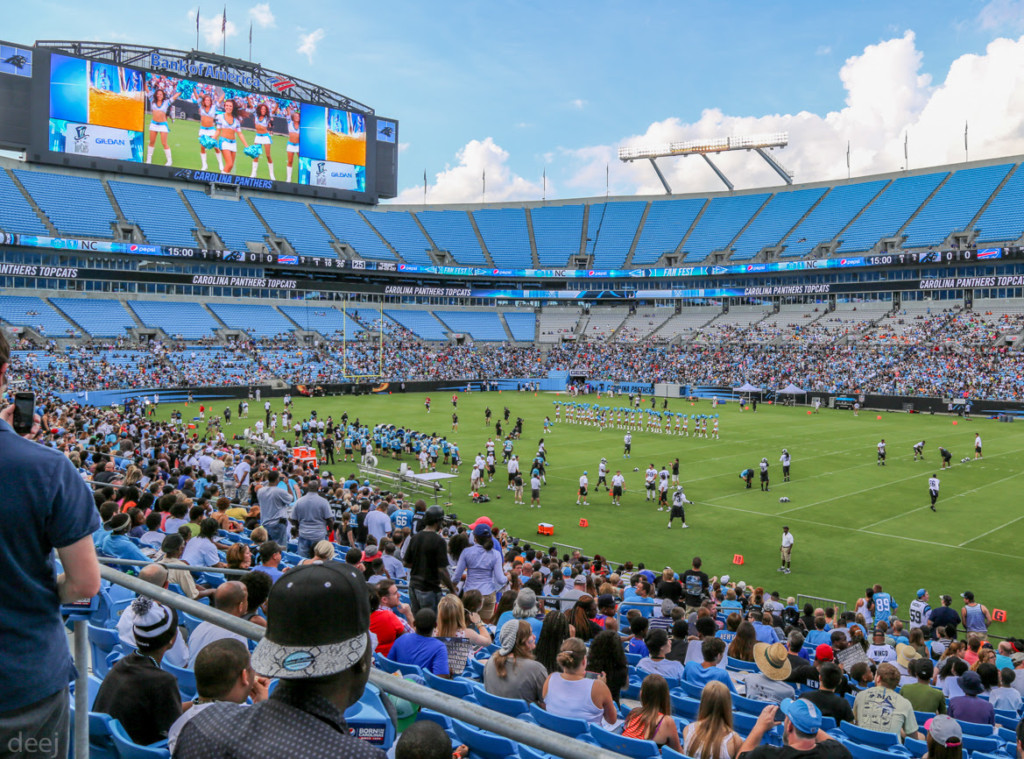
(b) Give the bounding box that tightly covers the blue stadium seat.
[362,210,433,265]
[0,295,78,336]
[660,748,697,759]
[108,719,170,758]
[312,205,395,260]
[0,169,48,235]
[587,723,661,759]
[383,309,448,341]
[49,298,136,338]
[730,187,826,260]
[681,194,771,263]
[588,201,647,270]
[731,692,772,714]
[525,703,590,740]
[128,300,221,340]
[423,671,477,699]
[670,694,700,720]
[838,720,902,749]
[780,180,888,257]
[473,208,532,268]
[901,163,1013,247]
[86,623,121,678]
[531,204,585,267]
[416,210,488,265]
[452,719,524,759]
[279,305,361,339]
[207,303,296,338]
[434,311,507,341]
[109,181,198,247]
[975,164,1024,243]
[471,687,529,717]
[843,741,909,759]
[631,198,705,265]
[250,197,337,258]
[959,733,1004,754]
[161,660,197,700]
[15,169,117,238]
[183,189,268,250]
[837,172,948,252]
[502,311,536,341]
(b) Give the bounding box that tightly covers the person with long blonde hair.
[681,680,743,759]
[435,594,492,647]
[622,674,682,750]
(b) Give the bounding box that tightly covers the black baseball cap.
[251,563,371,679]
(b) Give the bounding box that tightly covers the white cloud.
[816,45,832,56]
[297,28,326,63]
[569,98,587,110]
[566,31,1024,195]
[398,142,411,153]
[188,10,239,48]
[249,3,276,28]
[978,0,1024,33]
[391,138,545,204]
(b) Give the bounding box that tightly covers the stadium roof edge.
[381,151,1024,212]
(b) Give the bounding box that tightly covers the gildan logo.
[96,138,126,146]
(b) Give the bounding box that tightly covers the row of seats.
[1,295,540,342]
[4,162,1023,266]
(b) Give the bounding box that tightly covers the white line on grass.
[692,499,1024,563]
[959,514,1024,547]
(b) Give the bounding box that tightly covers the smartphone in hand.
[13,392,35,435]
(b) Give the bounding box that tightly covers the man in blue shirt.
[751,610,781,644]
[253,542,285,584]
[683,638,737,693]
[0,330,101,759]
[872,584,898,624]
[387,608,449,677]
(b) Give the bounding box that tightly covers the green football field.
[159,392,1024,630]
[144,115,290,178]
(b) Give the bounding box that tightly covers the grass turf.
[143,115,291,177]
[161,392,1024,631]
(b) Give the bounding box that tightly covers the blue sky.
[5,1,1024,201]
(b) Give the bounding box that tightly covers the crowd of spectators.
[10,328,1024,399]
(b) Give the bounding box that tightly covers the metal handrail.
[84,565,625,759]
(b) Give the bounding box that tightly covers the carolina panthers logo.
[3,54,28,69]
[174,169,193,179]
[379,125,394,138]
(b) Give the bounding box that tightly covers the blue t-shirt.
[627,638,649,657]
[873,593,897,623]
[0,419,100,711]
[495,612,544,638]
[99,533,149,562]
[253,564,284,584]
[391,509,414,530]
[684,661,738,693]
[387,632,450,676]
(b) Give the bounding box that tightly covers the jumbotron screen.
[46,53,368,192]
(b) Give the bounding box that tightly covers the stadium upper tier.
[0,157,1021,267]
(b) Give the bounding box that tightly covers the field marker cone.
[579,518,589,528]
[876,415,882,420]
[807,410,812,415]
[953,420,958,425]
[732,554,744,565]
[993,609,1007,622]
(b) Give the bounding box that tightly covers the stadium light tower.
[618,132,791,193]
